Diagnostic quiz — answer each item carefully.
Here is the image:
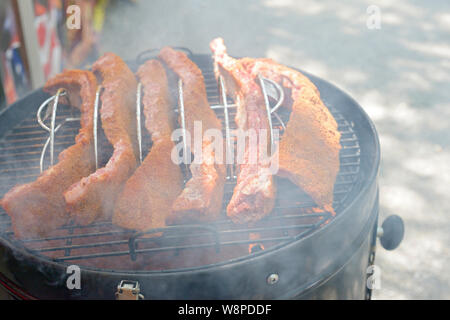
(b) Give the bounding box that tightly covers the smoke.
[0,1,380,298]
[100,0,265,60]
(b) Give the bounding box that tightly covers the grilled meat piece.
[64,53,138,225]
[158,47,226,224]
[1,70,97,237]
[113,137,182,231]
[113,60,183,232]
[210,38,276,224]
[240,56,341,212]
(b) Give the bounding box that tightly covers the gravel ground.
[100,0,450,299]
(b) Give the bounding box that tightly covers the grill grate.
[0,56,360,272]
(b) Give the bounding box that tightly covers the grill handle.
[377,215,404,250]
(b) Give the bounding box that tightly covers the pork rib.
[210,38,276,224]
[241,56,341,211]
[1,70,97,238]
[113,60,183,232]
[64,53,138,225]
[158,47,226,224]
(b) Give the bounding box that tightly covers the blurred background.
[0,0,448,299]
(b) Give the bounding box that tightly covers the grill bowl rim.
[0,64,380,278]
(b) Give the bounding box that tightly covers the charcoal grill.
[0,51,403,300]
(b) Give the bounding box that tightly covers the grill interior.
[0,55,361,272]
